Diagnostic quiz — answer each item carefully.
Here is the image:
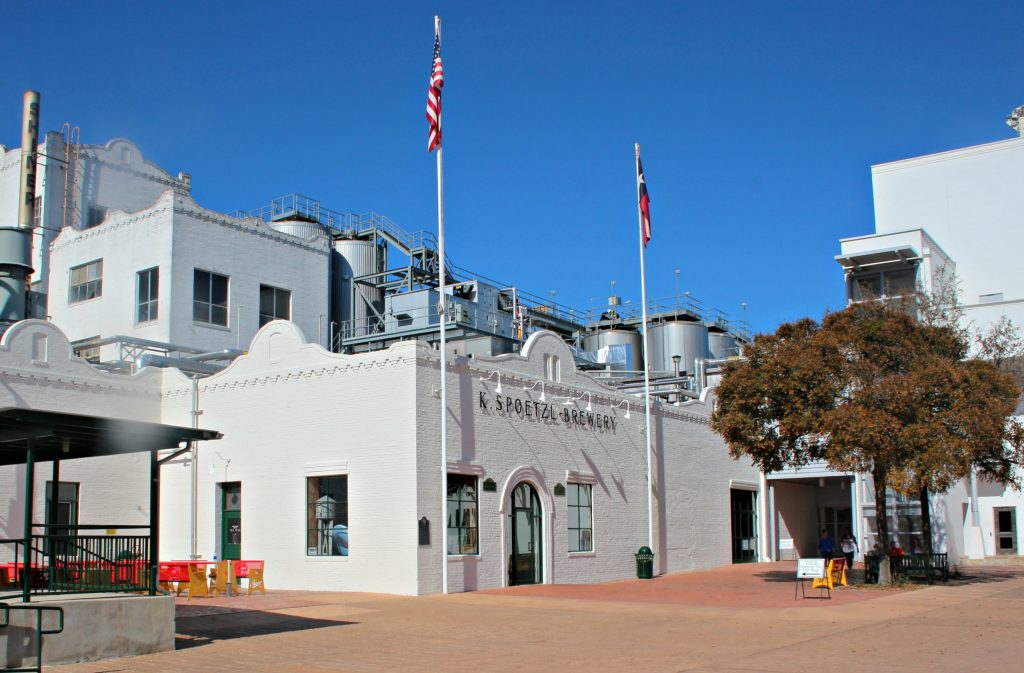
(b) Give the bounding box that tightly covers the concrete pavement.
[48,562,1024,673]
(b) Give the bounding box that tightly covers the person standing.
[818,529,834,561]
[840,529,858,569]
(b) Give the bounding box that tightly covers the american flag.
[426,30,444,152]
[638,157,651,246]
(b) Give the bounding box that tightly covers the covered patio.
[0,407,221,602]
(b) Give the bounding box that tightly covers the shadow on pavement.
[948,567,1024,585]
[175,606,356,650]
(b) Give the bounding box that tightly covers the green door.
[508,482,542,585]
[222,483,242,560]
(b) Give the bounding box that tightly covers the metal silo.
[582,328,643,374]
[707,326,740,360]
[647,318,710,375]
[268,219,328,241]
[333,236,384,339]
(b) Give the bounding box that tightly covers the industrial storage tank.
[332,235,385,339]
[647,317,710,375]
[267,219,328,241]
[707,326,740,360]
[582,328,643,375]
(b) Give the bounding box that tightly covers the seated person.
[888,540,905,556]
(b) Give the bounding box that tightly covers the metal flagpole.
[635,143,654,554]
[434,14,449,595]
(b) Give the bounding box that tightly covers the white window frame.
[136,267,159,323]
[68,259,103,304]
[567,482,594,553]
[259,284,291,327]
[193,268,229,326]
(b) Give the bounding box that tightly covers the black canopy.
[0,407,221,466]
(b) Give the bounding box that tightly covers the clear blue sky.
[2,1,1020,335]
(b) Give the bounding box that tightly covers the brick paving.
[47,562,1024,673]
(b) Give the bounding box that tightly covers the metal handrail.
[0,603,64,673]
[1,530,152,600]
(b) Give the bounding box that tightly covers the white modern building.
[768,106,1024,564]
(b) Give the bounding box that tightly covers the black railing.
[1,525,151,601]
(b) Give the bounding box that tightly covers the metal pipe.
[969,469,981,527]
[135,353,224,375]
[22,439,35,603]
[149,448,160,597]
[182,348,245,362]
[0,91,40,326]
[189,376,200,560]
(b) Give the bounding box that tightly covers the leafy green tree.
[712,302,1023,582]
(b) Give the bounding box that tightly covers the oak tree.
[712,302,1023,581]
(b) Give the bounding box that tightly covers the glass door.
[995,508,1017,555]
[508,482,542,585]
[730,489,758,563]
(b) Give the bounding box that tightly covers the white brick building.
[0,130,766,594]
[0,320,764,594]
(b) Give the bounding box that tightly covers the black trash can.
[635,545,654,579]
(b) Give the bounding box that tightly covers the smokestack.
[0,91,40,327]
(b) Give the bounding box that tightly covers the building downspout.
[0,91,40,328]
[965,469,985,559]
[189,375,201,559]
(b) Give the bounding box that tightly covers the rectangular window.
[883,268,917,297]
[193,269,229,326]
[447,474,478,555]
[259,284,291,327]
[86,205,107,228]
[68,260,103,304]
[33,195,42,229]
[136,267,159,323]
[44,481,79,556]
[567,483,593,552]
[851,274,881,301]
[306,475,348,556]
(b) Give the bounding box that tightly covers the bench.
[865,553,948,583]
[892,553,948,582]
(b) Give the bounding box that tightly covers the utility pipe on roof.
[135,353,223,375]
[183,349,245,363]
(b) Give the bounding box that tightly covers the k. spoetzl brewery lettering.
[478,391,617,432]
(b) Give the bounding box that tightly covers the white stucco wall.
[415,332,762,594]
[47,190,331,357]
[0,321,161,553]
[871,136,1024,324]
[157,321,421,595]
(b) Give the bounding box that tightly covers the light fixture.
[614,399,630,419]
[524,380,546,402]
[481,370,502,394]
[561,391,592,412]
[211,451,232,478]
[671,354,682,377]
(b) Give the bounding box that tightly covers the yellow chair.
[209,561,231,596]
[247,564,266,595]
[185,564,210,600]
[812,558,848,590]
